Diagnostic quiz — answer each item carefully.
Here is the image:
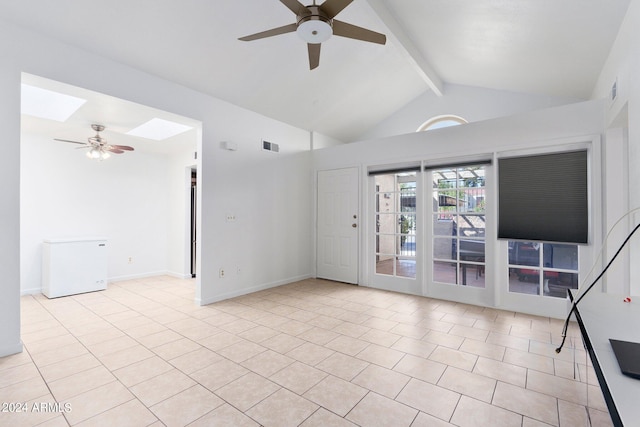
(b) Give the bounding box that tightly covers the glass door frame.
[368,168,423,296]
[430,164,487,288]
[423,160,495,306]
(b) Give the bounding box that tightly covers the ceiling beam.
[366,0,444,97]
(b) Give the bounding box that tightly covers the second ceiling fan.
[54,124,134,161]
[239,0,386,70]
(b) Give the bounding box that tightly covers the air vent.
[262,140,279,153]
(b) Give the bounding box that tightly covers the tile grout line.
[16,276,611,426]
[25,291,145,426]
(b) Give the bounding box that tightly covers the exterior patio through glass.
[374,172,417,279]
[372,162,579,299]
[432,165,486,287]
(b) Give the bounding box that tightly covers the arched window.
[417,115,468,132]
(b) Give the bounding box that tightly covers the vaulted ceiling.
[1,0,631,142]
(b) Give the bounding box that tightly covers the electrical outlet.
[226,214,236,222]
[219,268,225,278]
[128,257,133,264]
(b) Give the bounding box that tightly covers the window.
[432,165,486,287]
[508,241,579,298]
[374,171,417,278]
[417,115,467,132]
[498,150,588,244]
[499,149,585,299]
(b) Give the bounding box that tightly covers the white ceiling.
[21,74,200,155]
[3,0,631,142]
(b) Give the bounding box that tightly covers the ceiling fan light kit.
[239,0,386,70]
[87,147,110,160]
[54,124,135,161]
[296,6,332,43]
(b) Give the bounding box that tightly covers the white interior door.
[317,168,359,284]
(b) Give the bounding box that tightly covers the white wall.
[0,18,314,357]
[312,131,344,149]
[315,100,605,171]
[592,0,640,295]
[201,134,313,304]
[358,83,585,141]
[314,100,606,318]
[0,50,22,357]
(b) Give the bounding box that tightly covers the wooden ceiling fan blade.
[106,148,125,154]
[319,0,353,19]
[110,144,135,151]
[308,43,321,70]
[54,138,87,145]
[239,23,297,41]
[332,20,386,45]
[280,0,311,15]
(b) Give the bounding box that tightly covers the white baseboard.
[108,270,186,282]
[165,271,193,280]
[20,287,43,296]
[20,270,187,295]
[21,270,296,307]
[197,274,313,306]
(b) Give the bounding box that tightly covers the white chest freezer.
[42,237,108,298]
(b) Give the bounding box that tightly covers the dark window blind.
[498,150,588,244]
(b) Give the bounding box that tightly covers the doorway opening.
[20,73,202,297]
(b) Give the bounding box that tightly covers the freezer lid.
[43,237,108,244]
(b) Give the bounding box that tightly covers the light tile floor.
[1,276,613,426]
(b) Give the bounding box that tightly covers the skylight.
[20,84,87,122]
[126,118,193,141]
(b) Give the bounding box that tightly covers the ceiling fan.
[239,0,386,70]
[54,124,134,160]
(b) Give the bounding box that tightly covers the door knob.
[352,223,357,228]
